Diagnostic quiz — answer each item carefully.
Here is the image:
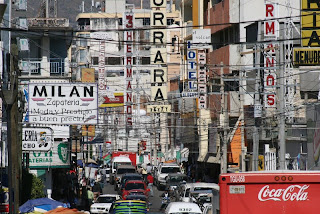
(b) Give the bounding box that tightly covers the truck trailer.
[219,171,320,214]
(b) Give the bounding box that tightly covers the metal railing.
[20,58,67,76]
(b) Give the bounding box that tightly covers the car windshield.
[161,167,181,173]
[194,187,213,191]
[117,168,136,174]
[170,176,187,183]
[125,183,145,190]
[97,196,116,203]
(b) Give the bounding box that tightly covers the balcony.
[20,58,70,77]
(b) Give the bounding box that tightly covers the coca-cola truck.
[219,171,320,214]
[112,151,137,166]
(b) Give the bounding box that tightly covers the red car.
[121,180,150,199]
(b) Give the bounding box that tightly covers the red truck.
[112,151,137,166]
[219,171,320,214]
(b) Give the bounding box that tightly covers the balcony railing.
[20,58,69,77]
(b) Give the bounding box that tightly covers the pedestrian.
[92,181,102,201]
[142,167,147,181]
[146,163,152,174]
[87,187,94,211]
[146,173,154,197]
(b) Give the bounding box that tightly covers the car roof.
[125,180,145,184]
[122,173,142,176]
[99,194,120,197]
[184,182,219,190]
[168,173,187,177]
[165,202,202,213]
[117,165,136,169]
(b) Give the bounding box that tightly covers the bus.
[112,200,147,214]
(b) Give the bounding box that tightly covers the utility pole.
[239,70,246,172]
[278,42,286,170]
[252,22,262,171]
[221,62,228,174]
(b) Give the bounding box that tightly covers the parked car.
[90,194,121,214]
[122,180,150,199]
[117,173,144,194]
[114,165,136,190]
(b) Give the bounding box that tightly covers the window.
[107,57,121,65]
[79,49,87,63]
[142,57,150,65]
[91,57,98,65]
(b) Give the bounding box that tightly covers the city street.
[102,181,165,212]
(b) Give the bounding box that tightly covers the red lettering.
[265,22,275,35]
[127,44,132,53]
[126,31,133,40]
[267,94,275,106]
[127,57,132,65]
[126,15,133,28]
[127,68,132,77]
[127,81,132,90]
[266,75,275,86]
[266,57,275,67]
[127,117,133,125]
[266,4,274,17]
[127,92,132,102]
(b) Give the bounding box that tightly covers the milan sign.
[124,11,134,126]
[264,1,278,108]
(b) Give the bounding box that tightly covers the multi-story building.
[74,0,181,162]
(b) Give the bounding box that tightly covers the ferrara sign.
[28,83,98,125]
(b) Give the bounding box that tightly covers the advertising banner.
[28,141,70,168]
[28,83,98,125]
[22,127,53,151]
[99,92,124,107]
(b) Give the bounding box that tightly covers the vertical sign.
[198,50,207,109]
[301,0,320,47]
[187,44,197,91]
[264,1,278,108]
[150,0,167,102]
[98,38,106,106]
[124,10,134,126]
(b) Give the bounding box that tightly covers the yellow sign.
[81,68,95,83]
[301,0,320,47]
[302,0,320,10]
[258,155,264,171]
[302,30,320,47]
[147,105,171,113]
[293,47,320,65]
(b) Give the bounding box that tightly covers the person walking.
[87,187,94,211]
[147,173,154,197]
[92,181,102,201]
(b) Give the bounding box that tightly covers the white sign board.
[22,127,53,151]
[192,29,211,43]
[28,83,98,125]
[28,141,70,168]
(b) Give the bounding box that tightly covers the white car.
[90,194,121,214]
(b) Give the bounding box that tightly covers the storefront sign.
[28,141,70,168]
[22,127,53,151]
[28,83,98,125]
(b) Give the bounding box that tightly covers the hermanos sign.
[28,83,98,125]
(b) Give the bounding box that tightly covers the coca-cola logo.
[258,185,309,202]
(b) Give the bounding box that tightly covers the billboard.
[28,141,70,168]
[22,127,53,151]
[28,83,98,125]
[99,92,124,107]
